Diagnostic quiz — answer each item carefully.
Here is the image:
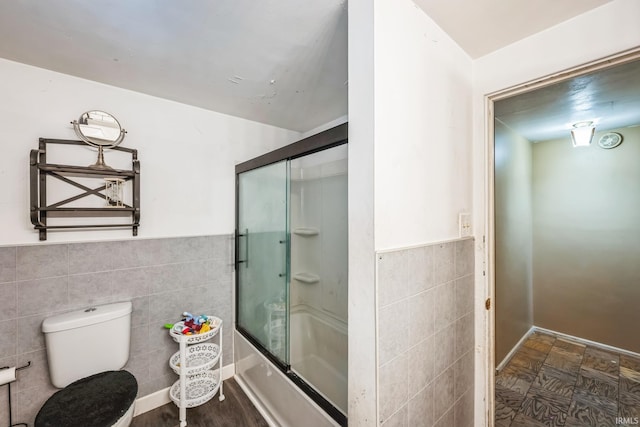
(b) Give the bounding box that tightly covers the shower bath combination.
[234,124,348,426]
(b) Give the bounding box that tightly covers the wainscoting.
[0,235,233,426]
[376,237,475,427]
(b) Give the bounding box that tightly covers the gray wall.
[376,237,474,427]
[532,126,640,353]
[0,235,233,426]
[494,120,534,365]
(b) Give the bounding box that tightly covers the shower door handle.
[237,228,249,268]
[278,237,286,278]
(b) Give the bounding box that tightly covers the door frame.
[482,48,640,426]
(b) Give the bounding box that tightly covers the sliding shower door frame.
[234,123,348,426]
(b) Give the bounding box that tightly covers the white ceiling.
[495,59,640,142]
[0,0,623,134]
[0,0,348,133]
[413,0,614,58]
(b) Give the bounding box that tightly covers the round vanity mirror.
[71,111,127,169]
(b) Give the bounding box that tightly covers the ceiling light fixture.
[570,121,595,147]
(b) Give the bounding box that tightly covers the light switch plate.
[459,212,472,237]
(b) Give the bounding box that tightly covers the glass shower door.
[289,145,348,414]
[237,160,289,365]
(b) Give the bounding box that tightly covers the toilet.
[35,301,138,427]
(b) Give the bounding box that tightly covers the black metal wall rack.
[30,138,140,241]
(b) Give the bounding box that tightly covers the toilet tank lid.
[42,302,132,333]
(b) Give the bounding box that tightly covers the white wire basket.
[169,343,220,375]
[169,316,222,344]
[169,370,220,408]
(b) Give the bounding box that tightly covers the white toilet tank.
[42,301,133,388]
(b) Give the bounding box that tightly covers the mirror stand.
[71,110,127,170]
[89,145,113,170]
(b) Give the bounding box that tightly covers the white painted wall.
[473,1,640,425]
[374,0,473,250]
[0,58,300,245]
[347,0,377,424]
[299,115,348,140]
[347,0,475,424]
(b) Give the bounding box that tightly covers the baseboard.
[533,326,640,359]
[134,387,170,417]
[496,326,535,372]
[222,363,235,380]
[496,326,640,374]
[133,363,235,417]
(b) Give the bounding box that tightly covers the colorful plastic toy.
[175,312,214,335]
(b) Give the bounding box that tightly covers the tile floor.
[495,331,640,427]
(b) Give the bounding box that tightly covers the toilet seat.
[35,370,138,427]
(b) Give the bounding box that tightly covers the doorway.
[487,52,640,426]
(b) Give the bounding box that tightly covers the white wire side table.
[168,316,225,427]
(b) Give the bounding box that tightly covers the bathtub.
[234,307,347,426]
[290,307,347,414]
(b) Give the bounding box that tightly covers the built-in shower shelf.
[293,227,319,236]
[293,273,320,284]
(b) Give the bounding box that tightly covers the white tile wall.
[377,237,475,427]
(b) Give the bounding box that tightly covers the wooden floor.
[495,331,640,427]
[131,378,268,427]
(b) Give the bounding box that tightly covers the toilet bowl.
[36,302,137,427]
